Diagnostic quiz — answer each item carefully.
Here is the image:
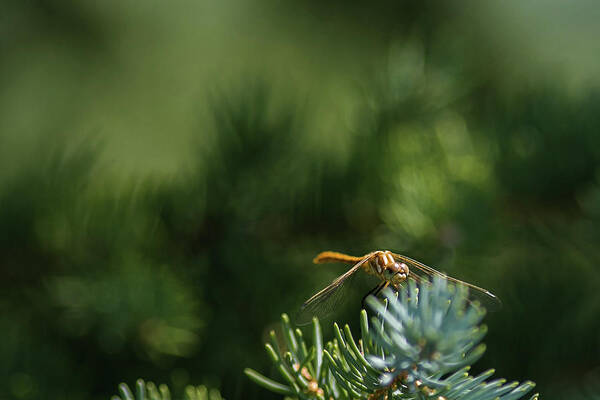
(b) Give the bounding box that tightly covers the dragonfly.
[297,250,501,325]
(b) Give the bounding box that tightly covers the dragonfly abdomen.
[313,251,366,265]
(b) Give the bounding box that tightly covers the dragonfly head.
[383,261,409,285]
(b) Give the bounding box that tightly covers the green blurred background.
[2,1,600,399]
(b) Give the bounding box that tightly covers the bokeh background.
[2,1,600,399]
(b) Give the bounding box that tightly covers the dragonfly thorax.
[368,251,409,285]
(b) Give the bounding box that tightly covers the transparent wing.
[296,255,373,325]
[391,252,502,312]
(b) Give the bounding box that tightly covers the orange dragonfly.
[297,250,500,324]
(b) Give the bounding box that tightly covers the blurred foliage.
[1,1,600,400]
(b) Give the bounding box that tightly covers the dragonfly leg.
[361,281,388,309]
[373,281,390,297]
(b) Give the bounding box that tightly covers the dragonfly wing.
[296,256,372,325]
[391,252,502,312]
[295,272,356,325]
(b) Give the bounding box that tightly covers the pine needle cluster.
[111,379,224,400]
[245,277,538,400]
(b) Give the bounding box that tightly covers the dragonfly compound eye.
[389,262,409,283]
[400,262,409,275]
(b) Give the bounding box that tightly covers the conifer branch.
[245,277,539,400]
